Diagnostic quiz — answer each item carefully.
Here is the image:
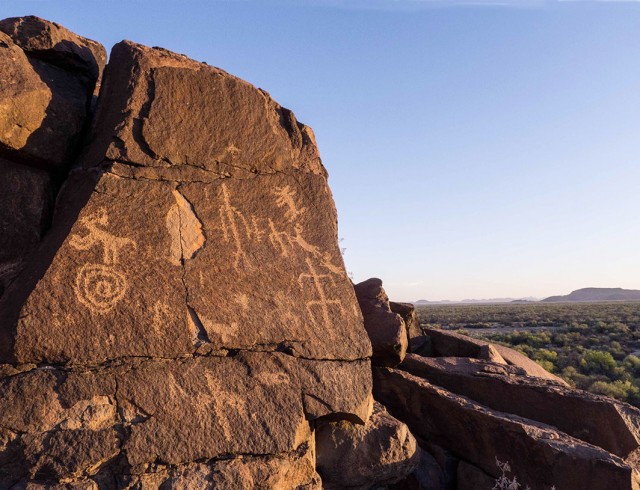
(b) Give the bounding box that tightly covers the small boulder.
[354,278,408,366]
[316,401,419,489]
[390,300,422,341]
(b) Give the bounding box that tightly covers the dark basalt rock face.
[0,18,378,489]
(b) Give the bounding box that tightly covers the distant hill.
[414,297,539,305]
[542,288,640,303]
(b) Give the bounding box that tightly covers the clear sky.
[4,0,639,301]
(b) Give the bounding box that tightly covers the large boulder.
[425,327,568,385]
[316,402,419,489]
[373,367,640,490]
[400,354,640,460]
[354,278,407,366]
[0,34,373,487]
[0,17,104,169]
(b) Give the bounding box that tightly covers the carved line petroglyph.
[219,184,263,269]
[70,208,137,314]
[298,257,345,329]
[70,209,136,265]
[204,372,250,440]
[73,264,127,314]
[217,183,348,325]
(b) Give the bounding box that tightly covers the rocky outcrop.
[354,278,408,366]
[374,367,640,490]
[316,401,419,489]
[0,20,373,488]
[401,354,640,460]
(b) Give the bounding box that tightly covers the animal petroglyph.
[298,258,345,329]
[218,183,342,277]
[274,185,307,222]
[268,221,342,274]
[70,208,137,314]
[70,208,136,265]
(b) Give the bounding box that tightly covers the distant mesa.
[542,287,640,303]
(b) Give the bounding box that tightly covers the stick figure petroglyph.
[70,208,137,314]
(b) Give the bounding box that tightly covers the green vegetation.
[416,302,640,407]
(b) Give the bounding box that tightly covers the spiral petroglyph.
[73,263,127,313]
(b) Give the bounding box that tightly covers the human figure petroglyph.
[274,185,307,222]
[69,208,137,314]
[298,257,345,329]
[219,183,342,276]
[70,208,137,265]
[219,184,262,269]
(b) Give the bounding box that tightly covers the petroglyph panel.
[9,172,193,364]
[180,173,371,361]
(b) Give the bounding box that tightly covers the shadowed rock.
[0,158,53,295]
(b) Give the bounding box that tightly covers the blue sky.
[3,0,639,301]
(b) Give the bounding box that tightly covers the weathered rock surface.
[0,20,372,488]
[425,327,567,384]
[0,18,104,169]
[374,367,640,490]
[316,401,418,489]
[82,41,321,177]
[401,354,640,460]
[354,278,407,366]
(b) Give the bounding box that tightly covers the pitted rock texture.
[0,19,372,488]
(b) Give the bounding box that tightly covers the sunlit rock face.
[0,21,373,488]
